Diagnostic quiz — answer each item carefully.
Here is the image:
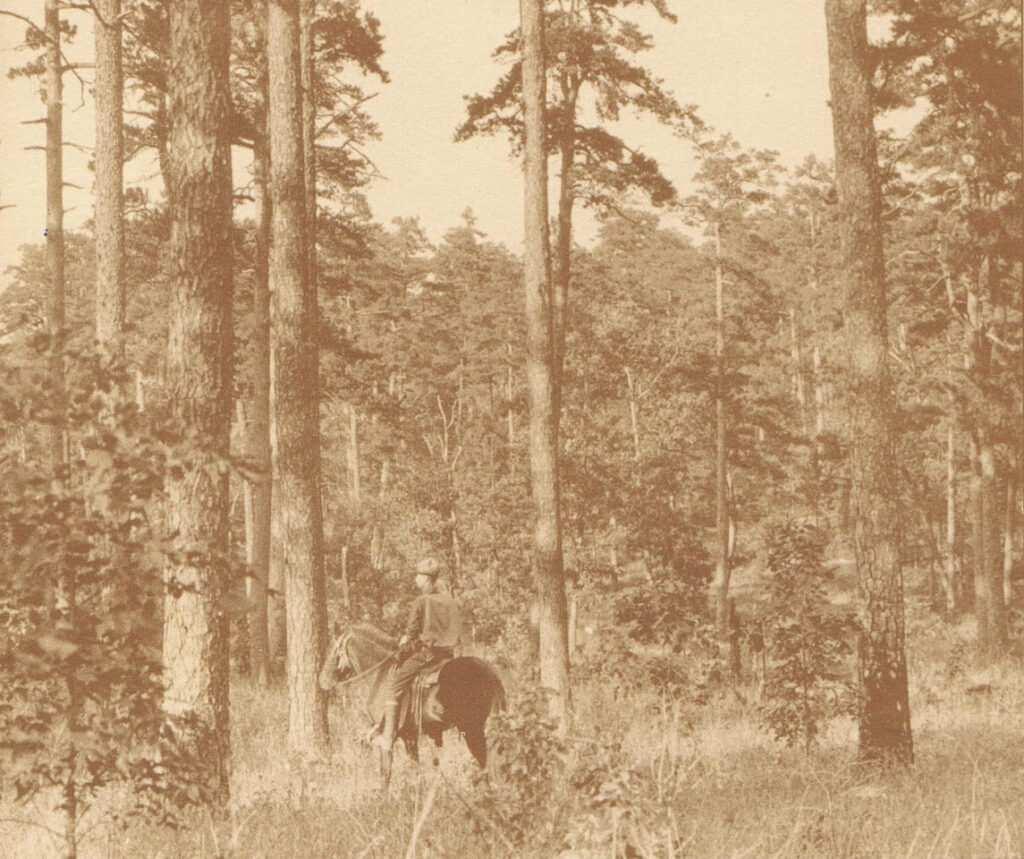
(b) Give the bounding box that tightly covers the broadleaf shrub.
[470,689,569,852]
[756,520,856,752]
[0,338,224,845]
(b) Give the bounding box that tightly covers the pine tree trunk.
[551,126,574,420]
[93,0,125,358]
[944,409,958,613]
[964,260,1008,653]
[625,366,641,472]
[1004,476,1015,605]
[163,0,234,804]
[268,0,329,756]
[520,0,572,730]
[713,222,731,637]
[825,0,913,766]
[248,60,272,685]
[812,344,824,519]
[369,459,388,576]
[506,341,516,453]
[347,404,361,502]
[45,0,66,469]
[300,0,317,291]
[790,307,808,435]
[979,442,1007,651]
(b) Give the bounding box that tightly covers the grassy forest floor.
[3,610,1024,859]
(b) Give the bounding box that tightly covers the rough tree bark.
[300,0,317,286]
[248,37,273,685]
[825,0,913,766]
[163,0,234,804]
[268,0,329,756]
[520,0,572,730]
[93,0,124,358]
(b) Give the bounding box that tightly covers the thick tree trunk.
[45,0,66,469]
[268,0,329,756]
[248,64,272,686]
[300,0,317,291]
[93,0,125,358]
[826,0,913,766]
[520,0,572,730]
[163,0,234,804]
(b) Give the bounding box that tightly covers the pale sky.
[0,0,836,281]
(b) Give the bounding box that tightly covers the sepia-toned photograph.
[0,0,1021,856]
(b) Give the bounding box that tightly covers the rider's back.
[417,591,462,649]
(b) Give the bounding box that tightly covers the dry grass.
[3,619,1024,859]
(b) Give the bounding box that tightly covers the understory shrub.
[756,519,856,752]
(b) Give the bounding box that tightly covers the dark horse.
[319,624,505,780]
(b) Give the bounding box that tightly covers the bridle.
[329,630,397,688]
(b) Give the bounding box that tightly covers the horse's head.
[318,631,354,692]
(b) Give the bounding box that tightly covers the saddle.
[408,658,449,730]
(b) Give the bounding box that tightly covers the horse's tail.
[491,673,507,714]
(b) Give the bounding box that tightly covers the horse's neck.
[349,626,395,671]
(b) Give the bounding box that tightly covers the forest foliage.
[0,0,1021,854]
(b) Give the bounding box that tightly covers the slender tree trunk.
[1004,476,1015,605]
[93,0,125,359]
[812,344,825,519]
[369,458,388,574]
[624,366,641,473]
[964,259,1007,653]
[49,8,77,837]
[969,433,988,635]
[520,0,572,730]
[163,0,234,804]
[944,408,958,612]
[712,221,731,637]
[551,126,575,421]
[248,61,272,685]
[268,0,329,756]
[45,0,66,470]
[980,443,1007,650]
[347,404,361,502]
[790,307,808,436]
[826,0,913,766]
[506,341,516,453]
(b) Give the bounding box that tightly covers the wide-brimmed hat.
[413,557,440,577]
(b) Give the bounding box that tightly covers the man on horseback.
[372,557,464,752]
